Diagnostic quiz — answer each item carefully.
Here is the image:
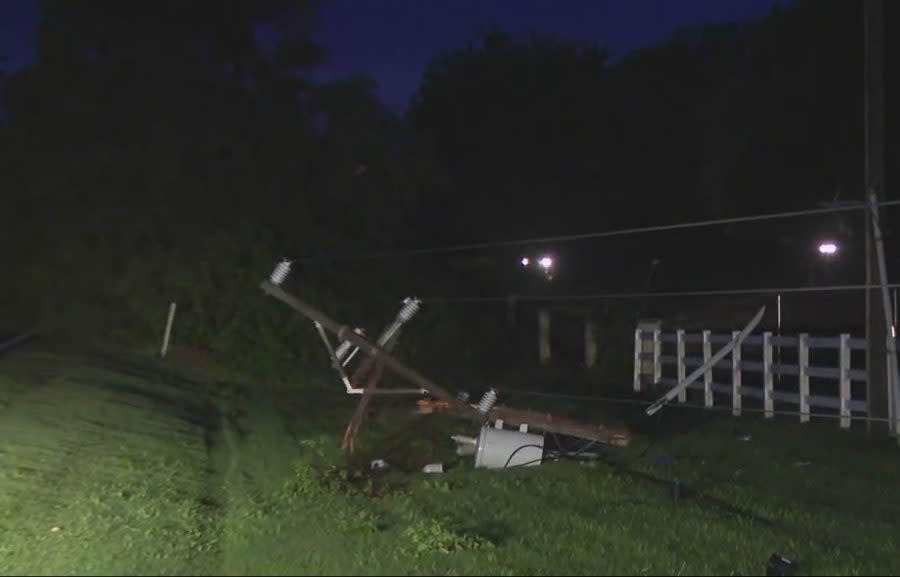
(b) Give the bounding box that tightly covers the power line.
[496,388,895,424]
[296,199,900,265]
[423,283,900,304]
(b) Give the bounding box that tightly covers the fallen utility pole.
[490,405,631,446]
[261,280,478,420]
[262,278,632,448]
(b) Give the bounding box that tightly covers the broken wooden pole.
[489,405,631,447]
[342,361,384,452]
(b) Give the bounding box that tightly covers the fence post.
[840,333,851,429]
[160,302,177,359]
[677,330,687,403]
[763,332,774,419]
[538,309,551,366]
[653,329,662,387]
[585,317,597,370]
[732,330,742,416]
[799,333,810,423]
[703,330,713,408]
[634,329,643,392]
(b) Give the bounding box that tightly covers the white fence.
[634,329,868,428]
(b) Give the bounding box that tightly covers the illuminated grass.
[0,348,898,575]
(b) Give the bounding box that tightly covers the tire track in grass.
[210,391,306,575]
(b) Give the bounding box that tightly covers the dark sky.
[1,0,775,112]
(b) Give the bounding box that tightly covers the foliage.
[1,0,898,381]
[408,0,897,296]
[0,0,418,381]
[404,518,494,556]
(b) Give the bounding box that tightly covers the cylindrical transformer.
[474,425,545,469]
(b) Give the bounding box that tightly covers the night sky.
[1,0,775,112]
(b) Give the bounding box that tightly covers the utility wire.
[423,283,900,304]
[0,332,34,355]
[295,199,900,265]
[496,387,895,424]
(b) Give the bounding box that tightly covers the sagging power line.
[295,199,900,265]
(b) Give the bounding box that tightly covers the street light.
[818,241,839,256]
[519,254,555,280]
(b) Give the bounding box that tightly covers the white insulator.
[336,328,365,363]
[398,297,421,322]
[335,340,354,360]
[477,388,498,414]
[270,259,292,285]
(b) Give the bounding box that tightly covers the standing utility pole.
[864,0,892,434]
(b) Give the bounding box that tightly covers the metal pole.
[868,193,900,436]
[777,294,782,385]
[894,288,897,333]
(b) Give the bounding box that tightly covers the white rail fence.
[634,329,868,428]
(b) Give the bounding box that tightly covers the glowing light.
[521,257,530,267]
[818,242,839,256]
[538,256,554,270]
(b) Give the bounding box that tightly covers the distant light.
[818,242,839,256]
[538,256,554,270]
[520,257,530,267]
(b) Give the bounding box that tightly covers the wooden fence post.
[653,329,662,387]
[160,302,177,359]
[763,332,774,419]
[799,333,810,423]
[840,334,852,429]
[732,330,742,416]
[703,330,713,408]
[585,317,597,370]
[634,329,643,392]
[677,330,687,403]
[538,309,551,366]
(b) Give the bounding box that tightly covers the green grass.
[0,345,898,575]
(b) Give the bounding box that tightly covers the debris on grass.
[652,455,678,468]
[451,435,477,457]
[766,553,799,576]
[422,463,443,475]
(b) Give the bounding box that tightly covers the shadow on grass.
[596,453,778,528]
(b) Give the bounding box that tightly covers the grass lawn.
[0,344,898,575]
